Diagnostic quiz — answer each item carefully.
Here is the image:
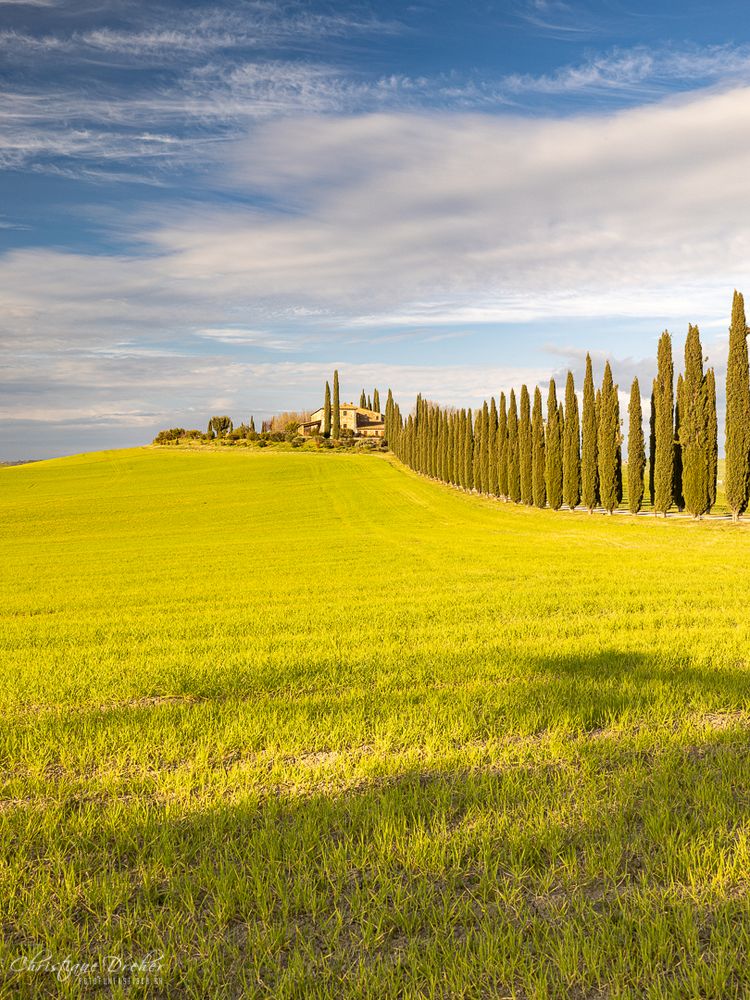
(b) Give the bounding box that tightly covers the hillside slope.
[2,448,750,997]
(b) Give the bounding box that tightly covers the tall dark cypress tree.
[384,389,394,444]
[497,394,508,499]
[653,332,674,516]
[673,374,684,512]
[545,379,563,510]
[323,381,332,437]
[628,378,645,514]
[472,405,484,489]
[519,385,533,505]
[464,409,474,491]
[677,324,710,517]
[507,391,521,503]
[563,371,580,510]
[597,361,620,514]
[532,386,546,508]
[725,290,750,521]
[373,388,380,413]
[480,400,490,493]
[443,409,451,483]
[430,404,438,477]
[681,325,711,518]
[706,368,718,512]
[332,370,341,439]
[447,411,455,485]
[581,354,598,513]
[360,389,367,408]
[457,409,466,489]
[649,386,656,508]
[488,397,499,497]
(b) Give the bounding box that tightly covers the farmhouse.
[298,403,385,438]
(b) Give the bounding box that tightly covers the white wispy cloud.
[4,37,750,180]
[0,6,404,62]
[2,81,749,453]
[504,44,750,97]
[4,84,750,337]
[514,0,599,37]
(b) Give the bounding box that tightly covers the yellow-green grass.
[2,447,750,999]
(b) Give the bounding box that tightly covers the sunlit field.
[2,448,750,998]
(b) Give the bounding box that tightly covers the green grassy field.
[2,447,750,998]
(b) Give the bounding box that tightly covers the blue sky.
[2,0,750,458]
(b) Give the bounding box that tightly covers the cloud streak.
[1,83,747,446]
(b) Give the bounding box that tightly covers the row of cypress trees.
[385,362,626,513]
[381,296,750,517]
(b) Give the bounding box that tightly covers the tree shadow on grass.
[5,650,750,998]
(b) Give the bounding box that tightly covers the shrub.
[154,428,185,444]
[207,416,233,438]
[257,439,268,448]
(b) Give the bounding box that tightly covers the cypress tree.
[323,381,332,437]
[627,378,645,514]
[507,391,520,503]
[455,410,462,486]
[367,394,372,411]
[416,395,424,472]
[519,385,533,505]
[443,410,450,482]
[488,397,499,496]
[707,368,718,512]
[581,354,598,512]
[673,374,684,511]
[480,400,490,493]
[428,403,435,475]
[464,409,474,491]
[681,325,711,518]
[250,416,256,433]
[497,394,508,499]
[457,410,466,488]
[472,405,483,489]
[545,379,563,510]
[725,290,750,521]
[332,370,341,439]
[384,389,394,444]
[360,389,367,408]
[649,386,656,508]
[532,386,546,508]
[432,405,440,478]
[563,371,580,509]
[446,411,454,484]
[442,410,450,483]
[653,332,674,516]
[597,361,620,514]
[373,388,380,413]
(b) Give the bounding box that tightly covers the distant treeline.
[383,291,750,521]
[153,291,750,520]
